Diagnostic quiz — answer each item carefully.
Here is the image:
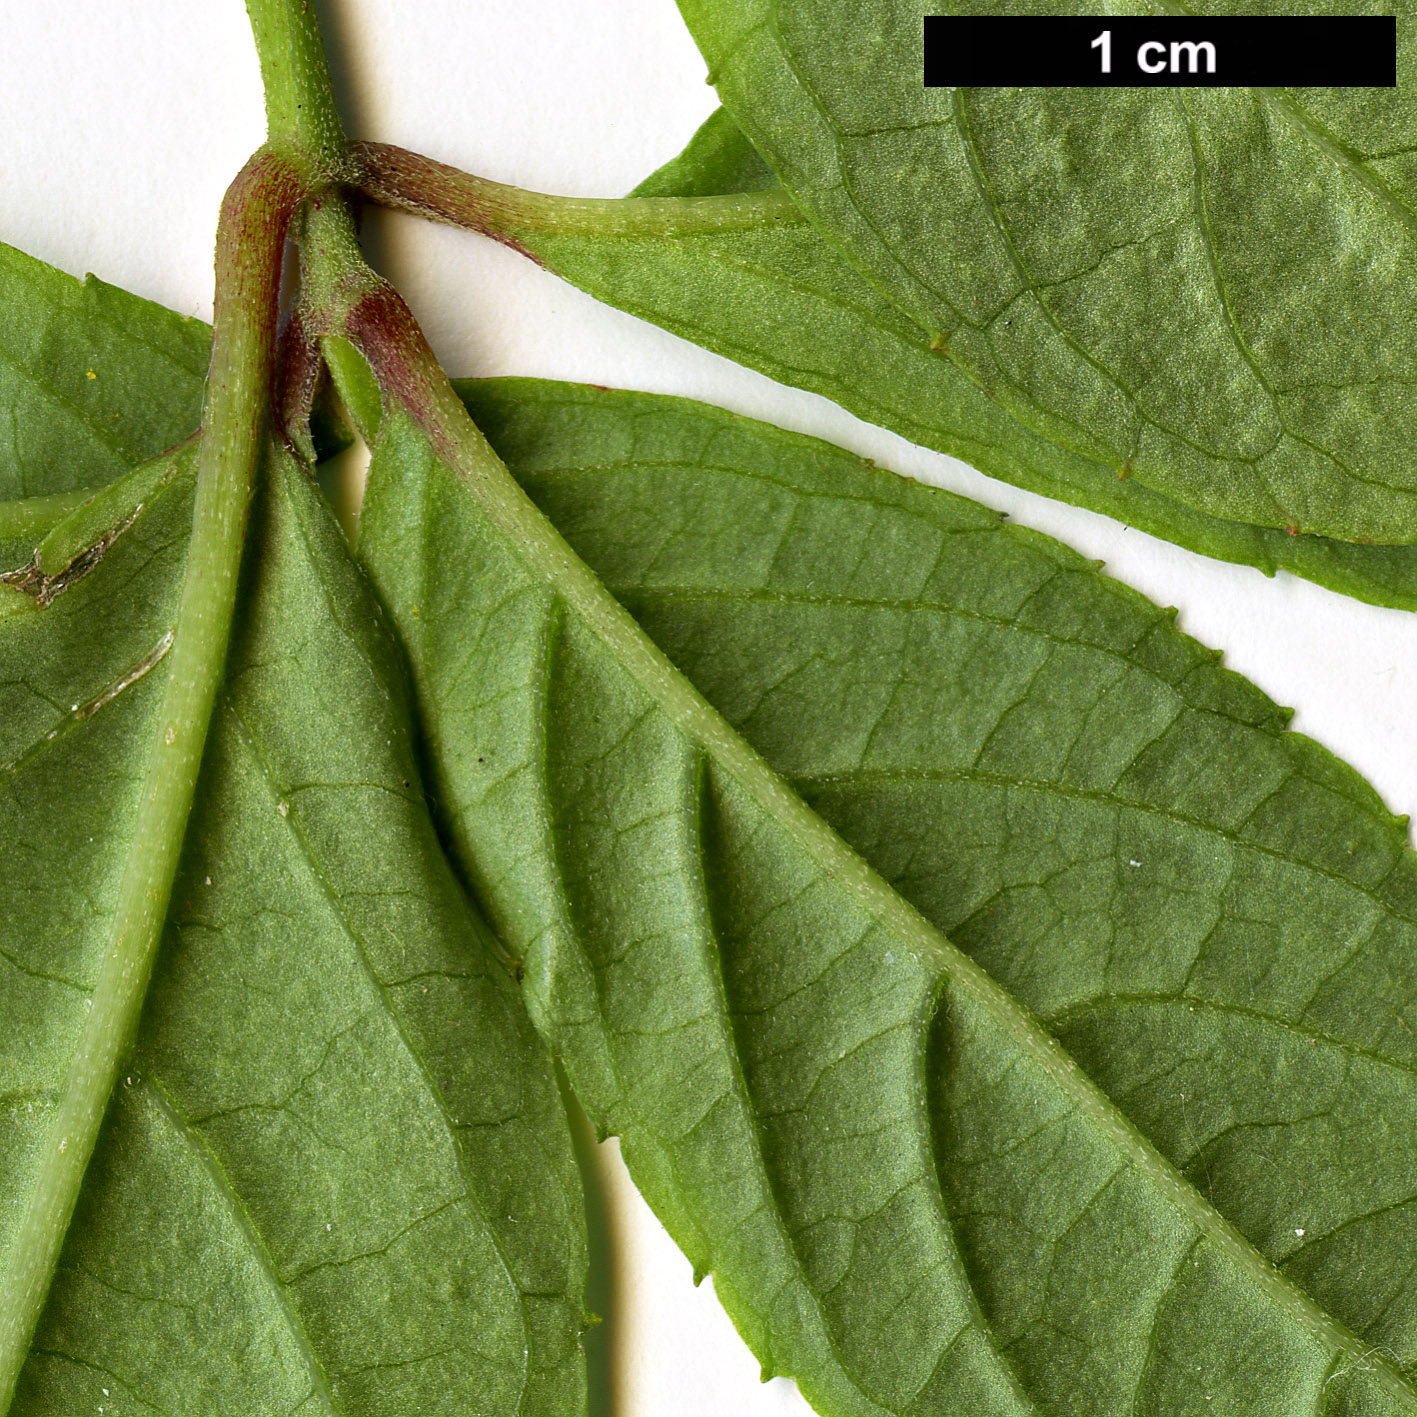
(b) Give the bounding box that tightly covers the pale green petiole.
[353,139,804,245]
[0,0,354,1387]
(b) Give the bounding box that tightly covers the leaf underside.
[359,374,1417,1417]
[673,0,1417,545]
[4,44,1417,1411]
[507,106,1417,610]
[0,438,587,1412]
[0,245,208,504]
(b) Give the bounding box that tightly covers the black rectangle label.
[923,16,1397,87]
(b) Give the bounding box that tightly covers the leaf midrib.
[531,599,893,1410]
[1150,0,1417,237]
[223,697,536,1417]
[141,1079,345,1417]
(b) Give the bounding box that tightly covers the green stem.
[0,150,301,1408]
[352,140,804,248]
[297,196,388,441]
[244,0,349,177]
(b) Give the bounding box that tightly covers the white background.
[2,3,1415,1413]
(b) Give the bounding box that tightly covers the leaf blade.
[358,377,1417,1416]
[675,1,1417,543]
[0,243,208,501]
[495,106,1417,608]
[0,450,588,1415]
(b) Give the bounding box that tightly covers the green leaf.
[630,105,779,198]
[504,106,1417,609]
[0,243,209,501]
[0,447,587,1414]
[675,1,1417,544]
[361,375,1417,1417]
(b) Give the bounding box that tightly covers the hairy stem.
[353,140,804,253]
[0,149,302,1407]
[244,0,349,178]
[297,195,388,441]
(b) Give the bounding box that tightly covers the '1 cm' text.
[1092,29,1217,76]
